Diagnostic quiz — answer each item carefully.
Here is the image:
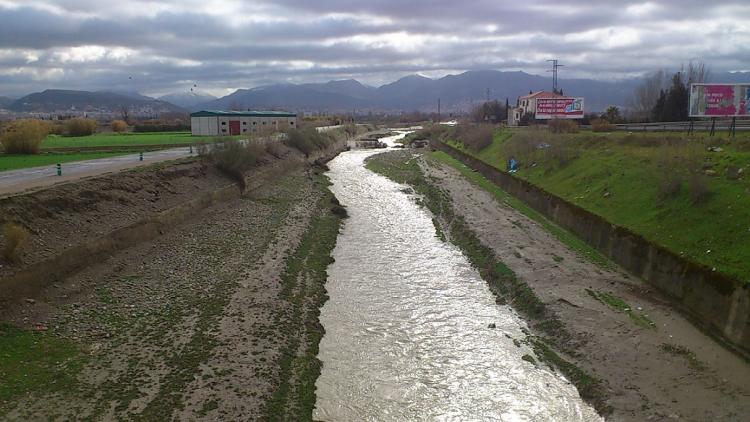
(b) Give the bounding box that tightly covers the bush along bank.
[364,150,612,416]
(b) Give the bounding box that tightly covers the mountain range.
[5,89,184,114]
[2,70,749,115]
[158,92,217,109]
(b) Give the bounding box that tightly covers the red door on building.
[229,120,241,135]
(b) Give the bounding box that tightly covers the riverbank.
[366,150,750,421]
[0,126,358,419]
[0,164,344,420]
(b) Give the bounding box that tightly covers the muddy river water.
[314,132,602,421]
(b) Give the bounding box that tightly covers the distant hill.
[197,70,642,113]
[198,83,372,112]
[9,89,185,113]
[0,96,13,109]
[159,91,217,110]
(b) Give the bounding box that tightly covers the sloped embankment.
[0,139,347,419]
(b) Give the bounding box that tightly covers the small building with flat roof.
[190,110,297,136]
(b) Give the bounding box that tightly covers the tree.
[630,70,668,121]
[651,90,667,122]
[119,106,131,124]
[111,119,128,133]
[685,61,710,86]
[470,100,506,123]
[663,72,689,121]
[603,106,622,123]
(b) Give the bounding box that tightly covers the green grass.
[0,324,85,410]
[585,289,655,329]
[447,129,750,283]
[659,343,705,370]
[0,152,129,172]
[264,172,344,421]
[41,132,239,149]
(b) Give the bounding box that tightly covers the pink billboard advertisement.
[535,97,584,120]
[690,84,750,117]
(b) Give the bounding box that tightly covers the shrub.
[591,118,615,132]
[283,128,335,157]
[133,120,190,133]
[689,172,710,204]
[456,124,494,151]
[65,118,97,136]
[202,140,267,190]
[548,119,579,134]
[0,119,49,154]
[2,222,28,263]
[725,165,741,180]
[111,119,128,133]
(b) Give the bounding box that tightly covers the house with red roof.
[508,90,563,126]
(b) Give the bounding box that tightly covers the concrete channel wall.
[432,140,750,358]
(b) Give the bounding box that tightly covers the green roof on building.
[190,110,296,118]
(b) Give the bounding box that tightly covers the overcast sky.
[0,0,748,98]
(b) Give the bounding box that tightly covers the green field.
[0,152,130,172]
[446,128,750,283]
[41,132,239,149]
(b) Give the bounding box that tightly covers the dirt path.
[421,155,750,421]
[0,166,339,420]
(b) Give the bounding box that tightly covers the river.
[313,132,602,421]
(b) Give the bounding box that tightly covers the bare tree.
[684,61,711,86]
[628,70,669,121]
[120,105,131,124]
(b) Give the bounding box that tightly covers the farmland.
[41,132,237,149]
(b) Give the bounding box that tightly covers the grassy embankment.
[365,151,611,416]
[445,128,750,283]
[0,127,348,419]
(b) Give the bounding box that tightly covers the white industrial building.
[190,110,297,136]
[507,91,563,126]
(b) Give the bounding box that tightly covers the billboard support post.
[710,118,716,137]
[731,117,737,138]
[687,118,694,135]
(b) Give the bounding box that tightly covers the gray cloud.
[0,0,748,97]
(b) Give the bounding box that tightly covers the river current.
[313,132,602,421]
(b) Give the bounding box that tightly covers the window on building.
[221,121,227,125]
[221,129,227,133]
[243,129,247,132]
[253,121,257,125]
[243,122,247,125]
[290,121,294,125]
[262,121,266,125]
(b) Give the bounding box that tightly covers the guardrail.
[612,119,750,133]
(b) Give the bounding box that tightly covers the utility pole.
[547,59,564,93]
[437,98,441,123]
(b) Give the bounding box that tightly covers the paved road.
[0,147,197,197]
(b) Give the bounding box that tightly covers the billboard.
[535,97,584,120]
[689,83,750,117]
